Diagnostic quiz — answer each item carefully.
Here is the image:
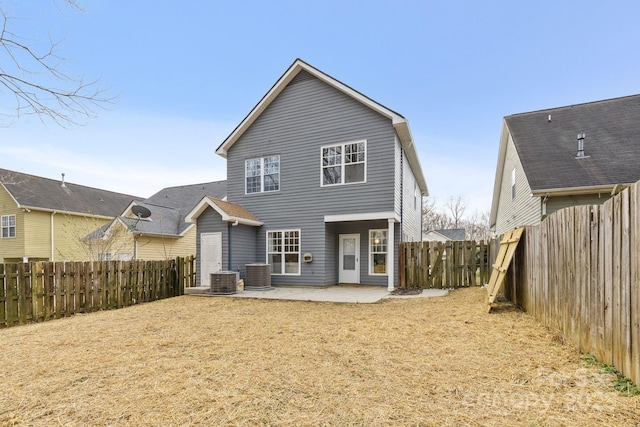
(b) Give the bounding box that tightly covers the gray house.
[490,94,640,235]
[186,59,428,290]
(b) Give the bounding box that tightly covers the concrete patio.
[185,285,448,303]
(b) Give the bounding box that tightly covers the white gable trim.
[184,197,263,227]
[214,59,428,194]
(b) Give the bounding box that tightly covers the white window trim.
[369,229,388,276]
[320,140,367,187]
[245,155,280,194]
[1,214,16,239]
[266,229,301,276]
[511,167,516,200]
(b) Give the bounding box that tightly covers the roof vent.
[61,173,66,187]
[548,114,552,122]
[576,133,589,158]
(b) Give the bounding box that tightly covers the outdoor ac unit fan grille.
[210,272,237,295]
[245,264,271,289]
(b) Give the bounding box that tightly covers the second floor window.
[1,214,16,238]
[246,156,280,194]
[322,141,366,186]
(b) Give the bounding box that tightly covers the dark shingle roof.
[122,181,227,236]
[505,94,640,191]
[432,228,466,241]
[0,168,143,217]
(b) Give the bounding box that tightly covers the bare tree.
[446,195,467,229]
[422,197,453,233]
[0,1,112,127]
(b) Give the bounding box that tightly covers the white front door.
[339,234,360,284]
[200,232,222,287]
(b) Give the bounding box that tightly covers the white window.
[1,214,16,238]
[246,156,280,194]
[267,230,300,275]
[511,167,516,200]
[98,252,112,261]
[369,229,388,275]
[321,141,366,186]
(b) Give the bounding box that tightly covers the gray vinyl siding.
[394,136,402,217]
[494,131,541,235]
[228,224,258,280]
[401,144,421,241]
[329,220,399,287]
[546,193,611,217]
[195,207,259,284]
[226,71,398,286]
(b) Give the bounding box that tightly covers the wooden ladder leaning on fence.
[486,227,524,313]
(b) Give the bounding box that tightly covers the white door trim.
[200,232,223,287]
[339,233,360,284]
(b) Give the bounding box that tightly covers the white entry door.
[339,234,360,284]
[200,232,222,287]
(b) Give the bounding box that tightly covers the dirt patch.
[0,287,638,426]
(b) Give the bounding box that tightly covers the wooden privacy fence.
[399,240,495,289]
[503,182,640,385]
[0,256,195,328]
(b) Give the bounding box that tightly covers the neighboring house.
[490,94,640,236]
[186,59,428,290]
[0,168,142,263]
[94,181,226,260]
[423,228,466,242]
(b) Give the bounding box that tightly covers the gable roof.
[0,168,142,218]
[215,58,428,195]
[185,196,262,226]
[119,181,227,237]
[506,94,640,194]
[491,94,640,227]
[431,228,466,241]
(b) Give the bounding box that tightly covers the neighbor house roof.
[505,94,640,194]
[490,94,640,226]
[118,181,227,237]
[424,228,466,241]
[214,58,428,195]
[185,196,263,227]
[0,168,142,218]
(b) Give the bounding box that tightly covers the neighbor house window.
[511,167,516,200]
[246,156,280,194]
[1,214,16,238]
[369,229,388,275]
[321,141,366,186]
[267,230,300,275]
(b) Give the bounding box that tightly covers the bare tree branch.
[0,4,113,127]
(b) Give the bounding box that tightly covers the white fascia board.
[0,183,20,207]
[395,119,429,195]
[531,184,625,197]
[184,197,215,223]
[216,59,410,159]
[184,197,263,226]
[324,211,400,223]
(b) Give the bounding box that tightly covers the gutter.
[531,183,631,198]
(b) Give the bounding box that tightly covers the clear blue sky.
[2,1,639,216]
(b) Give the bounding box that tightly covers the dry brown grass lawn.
[0,287,638,426]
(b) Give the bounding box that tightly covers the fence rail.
[399,240,495,289]
[503,182,640,385]
[0,256,195,328]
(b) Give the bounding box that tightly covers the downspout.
[228,220,239,271]
[50,211,57,261]
[134,234,140,260]
[227,222,232,271]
